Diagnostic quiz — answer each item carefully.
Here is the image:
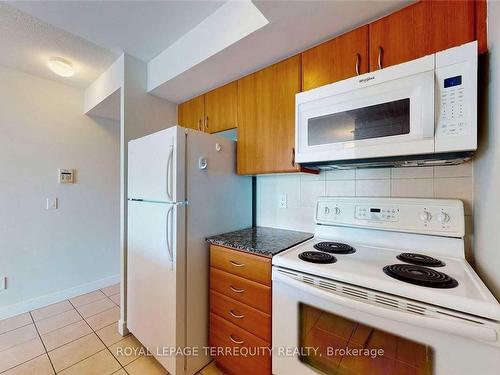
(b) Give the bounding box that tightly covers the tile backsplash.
[256,162,474,262]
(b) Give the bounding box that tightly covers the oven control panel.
[316,197,465,237]
[355,206,399,222]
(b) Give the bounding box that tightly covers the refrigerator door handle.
[166,205,174,270]
[166,144,174,201]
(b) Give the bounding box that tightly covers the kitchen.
[0,1,499,374]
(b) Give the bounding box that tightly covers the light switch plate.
[59,169,74,184]
[46,198,58,210]
[278,194,287,209]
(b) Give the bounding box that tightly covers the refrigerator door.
[128,126,186,202]
[127,200,186,375]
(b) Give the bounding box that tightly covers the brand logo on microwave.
[359,76,375,84]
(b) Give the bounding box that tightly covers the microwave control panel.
[435,41,477,152]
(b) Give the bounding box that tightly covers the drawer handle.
[229,260,245,267]
[229,334,244,345]
[229,310,245,319]
[230,285,245,293]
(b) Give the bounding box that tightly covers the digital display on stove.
[370,208,381,213]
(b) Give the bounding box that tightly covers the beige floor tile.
[199,361,224,375]
[108,335,145,366]
[2,354,54,375]
[0,313,32,335]
[76,298,116,319]
[0,337,45,373]
[0,324,38,352]
[96,323,127,347]
[85,307,120,331]
[58,349,121,375]
[31,301,73,322]
[41,320,93,351]
[109,293,120,306]
[69,290,106,308]
[111,370,127,375]
[101,284,120,297]
[35,309,82,335]
[125,356,168,375]
[48,333,104,372]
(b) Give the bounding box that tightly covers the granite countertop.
[206,226,313,257]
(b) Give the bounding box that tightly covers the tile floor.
[0,284,223,375]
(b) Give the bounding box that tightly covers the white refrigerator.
[127,126,252,375]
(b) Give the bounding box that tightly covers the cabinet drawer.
[210,312,271,375]
[210,268,271,314]
[210,245,271,286]
[211,290,271,342]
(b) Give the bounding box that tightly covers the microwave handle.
[275,271,497,343]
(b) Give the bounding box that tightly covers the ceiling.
[8,0,225,61]
[1,0,412,96]
[0,3,118,89]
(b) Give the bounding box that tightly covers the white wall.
[257,164,474,261]
[474,1,500,299]
[0,65,120,318]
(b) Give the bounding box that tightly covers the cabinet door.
[177,95,204,131]
[237,55,301,175]
[204,82,237,134]
[369,1,475,71]
[302,26,369,91]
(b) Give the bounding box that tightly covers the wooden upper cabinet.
[178,95,204,131]
[369,1,476,71]
[237,55,301,175]
[302,26,369,91]
[204,82,238,134]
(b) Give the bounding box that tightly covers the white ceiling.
[0,3,118,89]
[7,0,225,61]
[150,0,413,102]
[2,0,413,96]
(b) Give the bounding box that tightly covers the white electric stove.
[272,197,500,375]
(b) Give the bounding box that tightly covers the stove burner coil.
[383,264,458,289]
[397,253,445,267]
[298,251,337,264]
[313,242,356,254]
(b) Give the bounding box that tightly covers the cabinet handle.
[205,115,209,131]
[198,119,202,131]
[229,310,245,319]
[377,46,383,70]
[291,147,295,167]
[355,53,361,76]
[230,285,245,293]
[229,334,244,345]
[229,260,245,268]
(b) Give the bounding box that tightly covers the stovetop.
[273,237,500,321]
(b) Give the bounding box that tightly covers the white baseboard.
[0,274,120,320]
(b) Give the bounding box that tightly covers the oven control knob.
[419,211,431,222]
[437,212,450,223]
[334,207,341,215]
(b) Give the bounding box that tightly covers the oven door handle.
[275,272,497,343]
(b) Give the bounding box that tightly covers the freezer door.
[127,200,186,374]
[128,126,185,202]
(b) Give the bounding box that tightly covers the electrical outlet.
[1,276,6,291]
[46,198,58,210]
[278,194,287,209]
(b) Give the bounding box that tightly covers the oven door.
[272,268,500,375]
[295,58,435,164]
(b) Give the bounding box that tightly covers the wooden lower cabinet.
[209,245,272,375]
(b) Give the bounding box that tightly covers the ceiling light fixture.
[47,57,75,77]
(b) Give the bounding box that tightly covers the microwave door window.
[307,98,411,146]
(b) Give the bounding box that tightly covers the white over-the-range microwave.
[295,41,477,168]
